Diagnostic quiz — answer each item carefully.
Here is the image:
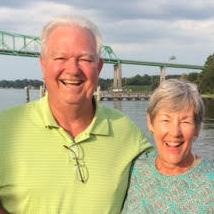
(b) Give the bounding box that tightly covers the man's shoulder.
[98,104,140,129]
[96,103,153,154]
[0,99,41,122]
[100,104,126,117]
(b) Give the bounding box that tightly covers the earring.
[150,130,154,135]
[193,136,198,141]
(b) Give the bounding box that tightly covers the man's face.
[40,25,103,107]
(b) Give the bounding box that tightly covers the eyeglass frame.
[63,144,88,183]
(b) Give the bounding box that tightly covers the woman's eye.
[183,120,193,124]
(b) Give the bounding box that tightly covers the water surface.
[0,88,213,158]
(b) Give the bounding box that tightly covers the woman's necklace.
[189,153,197,169]
[155,153,197,175]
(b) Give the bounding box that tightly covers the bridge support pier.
[96,85,101,101]
[160,66,166,83]
[113,64,122,91]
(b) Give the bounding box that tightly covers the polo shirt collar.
[86,100,110,136]
[39,94,110,136]
[39,94,60,128]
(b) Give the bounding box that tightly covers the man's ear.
[147,114,154,134]
[97,58,103,75]
[40,55,47,79]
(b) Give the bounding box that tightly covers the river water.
[0,88,214,159]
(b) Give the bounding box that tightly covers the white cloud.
[0,0,214,80]
[0,1,99,35]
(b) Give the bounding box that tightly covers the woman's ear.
[147,114,154,134]
[194,125,201,139]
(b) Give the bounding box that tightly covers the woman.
[122,79,214,214]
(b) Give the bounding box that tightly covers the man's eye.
[161,119,169,123]
[54,57,66,61]
[80,58,93,62]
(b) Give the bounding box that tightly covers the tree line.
[0,53,214,94]
[0,75,179,91]
[99,74,181,91]
[178,53,214,94]
[0,79,43,89]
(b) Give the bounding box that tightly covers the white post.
[97,85,101,101]
[160,66,166,83]
[25,86,30,102]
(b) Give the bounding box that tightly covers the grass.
[123,85,151,92]
[201,94,214,99]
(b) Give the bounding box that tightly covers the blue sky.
[1,0,214,80]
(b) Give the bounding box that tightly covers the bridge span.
[0,30,205,90]
[95,91,151,101]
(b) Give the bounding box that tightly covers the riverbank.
[1,89,214,159]
[202,94,214,99]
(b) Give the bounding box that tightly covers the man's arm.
[0,202,9,214]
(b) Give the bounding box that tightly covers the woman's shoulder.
[201,157,214,165]
[134,149,156,163]
[197,157,214,175]
[131,150,156,176]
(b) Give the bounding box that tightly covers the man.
[0,15,152,214]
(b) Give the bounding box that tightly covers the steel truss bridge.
[0,30,204,89]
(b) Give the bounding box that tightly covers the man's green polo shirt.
[0,95,152,214]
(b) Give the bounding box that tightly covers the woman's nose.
[169,121,182,137]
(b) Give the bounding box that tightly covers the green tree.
[186,72,199,84]
[198,54,214,93]
[99,78,113,91]
[150,75,159,90]
[126,74,152,86]
[0,79,43,89]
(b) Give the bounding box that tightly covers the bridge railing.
[0,30,41,57]
[0,30,204,70]
[0,30,119,60]
[95,91,152,101]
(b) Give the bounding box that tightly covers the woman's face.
[147,107,199,168]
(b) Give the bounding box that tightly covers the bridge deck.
[95,92,151,101]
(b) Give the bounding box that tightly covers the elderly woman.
[122,79,214,214]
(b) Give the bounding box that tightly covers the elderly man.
[0,15,152,214]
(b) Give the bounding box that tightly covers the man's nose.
[65,58,81,75]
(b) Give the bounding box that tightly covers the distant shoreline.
[202,94,214,99]
[1,87,214,99]
[0,87,39,90]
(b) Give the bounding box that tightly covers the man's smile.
[60,79,83,86]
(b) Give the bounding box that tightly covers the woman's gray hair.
[147,79,204,129]
[41,15,103,58]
